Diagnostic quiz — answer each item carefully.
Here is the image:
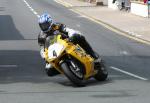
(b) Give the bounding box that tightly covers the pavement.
[55,0,150,44]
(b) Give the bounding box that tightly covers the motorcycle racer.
[38,13,99,76]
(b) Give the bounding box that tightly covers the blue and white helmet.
[38,13,53,32]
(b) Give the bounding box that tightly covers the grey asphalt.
[0,0,150,103]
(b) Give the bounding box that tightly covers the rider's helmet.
[38,13,53,32]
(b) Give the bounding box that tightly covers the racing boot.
[45,62,60,76]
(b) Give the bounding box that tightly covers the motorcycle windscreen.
[48,43,64,59]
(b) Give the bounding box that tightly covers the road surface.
[0,0,150,103]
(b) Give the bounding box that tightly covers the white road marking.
[110,66,148,81]
[0,65,18,68]
[37,15,40,18]
[23,0,27,3]
[28,6,32,9]
[76,24,81,27]
[30,8,34,12]
[26,4,30,7]
[33,11,38,15]
[127,31,142,37]
[120,51,129,55]
[22,0,39,18]
[77,15,87,18]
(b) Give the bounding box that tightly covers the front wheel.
[60,60,85,86]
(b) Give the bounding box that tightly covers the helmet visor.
[39,22,51,32]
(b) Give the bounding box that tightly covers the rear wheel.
[61,59,85,86]
[94,61,108,81]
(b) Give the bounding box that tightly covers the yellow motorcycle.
[44,35,108,86]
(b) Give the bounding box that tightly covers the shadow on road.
[1,51,149,85]
[0,15,24,40]
[57,78,111,87]
[0,50,110,86]
[0,50,50,84]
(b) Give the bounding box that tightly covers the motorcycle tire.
[61,61,85,87]
[94,61,108,81]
